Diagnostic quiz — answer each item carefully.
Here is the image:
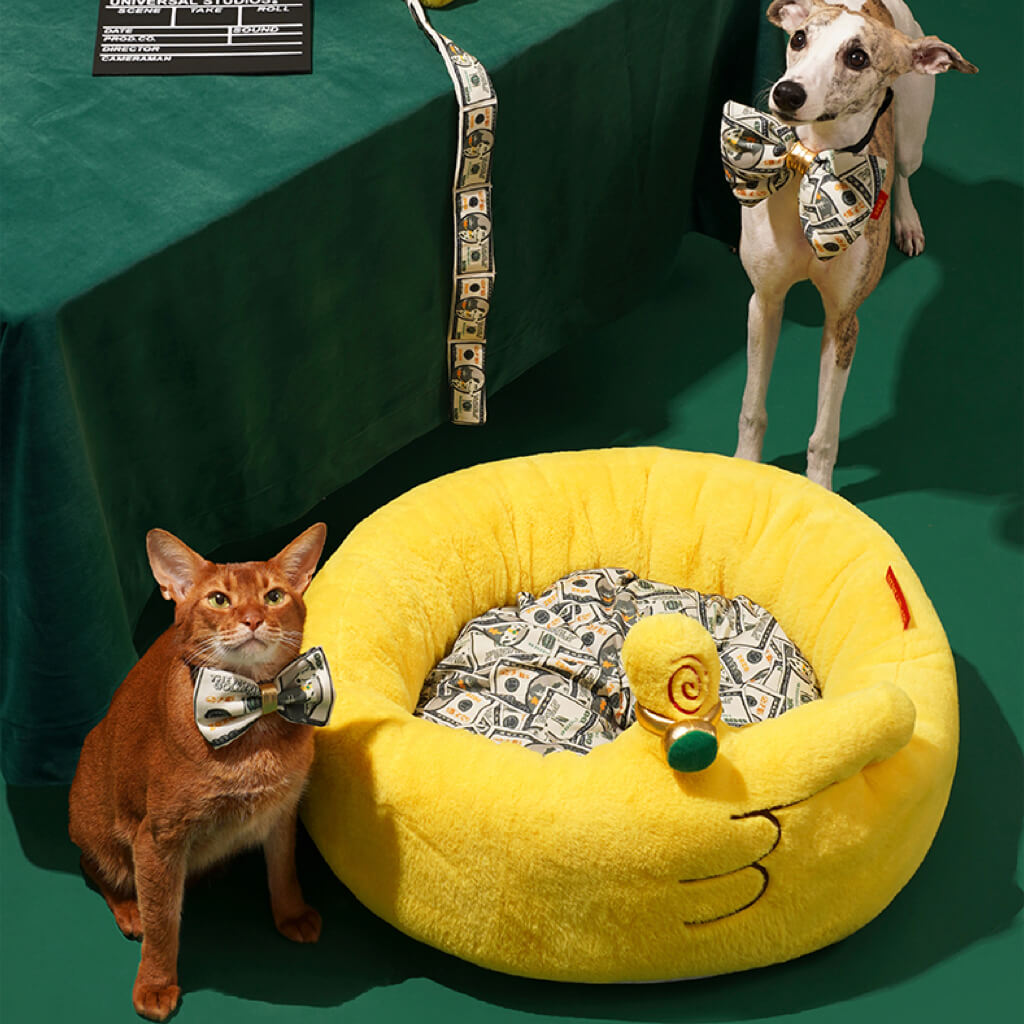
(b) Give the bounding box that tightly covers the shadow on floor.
[7,652,1020,1018]
[771,168,1023,541]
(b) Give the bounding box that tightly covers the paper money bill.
[457,213,492,246]
[453,306,487,339]
[450,348,486,424]
[445,40,496,105]
[456,241,493,276]
[462,103,496,139]
[454,277,492,305]
[456,186,491,220]
[453,273,492,338]
[459,152,492,188]
[459,106,496,187]
[450,340,485,373]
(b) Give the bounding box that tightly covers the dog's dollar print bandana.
[406,0,497,425]
[193,648,335,748]
[721,101,887,260]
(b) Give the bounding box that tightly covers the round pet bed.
[301,448,957,981]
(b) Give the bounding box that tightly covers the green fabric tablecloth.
[0,0,770,784]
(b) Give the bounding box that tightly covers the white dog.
[724,0,976,490]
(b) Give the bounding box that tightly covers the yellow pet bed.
[301,448,957,981]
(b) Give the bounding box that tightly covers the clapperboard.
[93,0,312,76]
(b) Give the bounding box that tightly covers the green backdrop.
[1,0,1021,1022]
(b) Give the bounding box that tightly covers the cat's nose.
[241,612,264,632]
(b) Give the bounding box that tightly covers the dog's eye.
[845,47,870,70]
[791,30,807,51]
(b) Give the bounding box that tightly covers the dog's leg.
[735,288,787,463]
[891,68,935,256]
[736,193,806,463]
[807,311,857,490]
[807,212,885,490]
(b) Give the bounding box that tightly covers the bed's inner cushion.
[415,568,821,755]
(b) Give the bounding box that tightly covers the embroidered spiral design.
[668,657,713,716]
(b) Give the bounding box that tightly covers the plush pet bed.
[301,448,957,981]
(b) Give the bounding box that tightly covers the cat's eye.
[265,589,285,606]
[791,30,806,50]
[207,592,231,608]
[845,47,870,70]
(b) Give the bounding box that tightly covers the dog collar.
[788,87,895,169]
[839,87,894,155]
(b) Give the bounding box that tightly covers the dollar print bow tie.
[721,101,887,260]
[192,647,335,748]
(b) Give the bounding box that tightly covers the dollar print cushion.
[416,568,820,754]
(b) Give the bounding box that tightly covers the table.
[0,0,767,784]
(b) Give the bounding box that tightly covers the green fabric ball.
[667,729,718,772]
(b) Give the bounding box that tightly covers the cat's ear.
[272,523,327,595]
[146,529,209,604]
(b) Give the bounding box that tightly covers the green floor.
[3,1,1021,1021]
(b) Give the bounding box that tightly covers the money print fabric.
[721,101,887,259]
[406,0,497,425]
[193,648,334,748]
[416,569,821,755]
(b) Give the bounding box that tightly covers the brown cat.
[69,523,328,1022]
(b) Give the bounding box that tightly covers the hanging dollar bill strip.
[406,0,496,425]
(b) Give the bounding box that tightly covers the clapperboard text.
[94,0,312,75]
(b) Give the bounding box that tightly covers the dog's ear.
[908,36,978,75]
[767,0,822,32]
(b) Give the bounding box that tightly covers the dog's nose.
[772,80,807,114]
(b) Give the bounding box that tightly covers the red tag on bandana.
[870,189,889,220]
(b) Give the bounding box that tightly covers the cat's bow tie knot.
[192,648,335,747]
[720,101,888,260]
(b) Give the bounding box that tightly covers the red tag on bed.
[885,566,911,630]
[870,190,889,220]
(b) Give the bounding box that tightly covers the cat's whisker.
[186,638,227,665]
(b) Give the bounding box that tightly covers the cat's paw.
[132,981,181,1021]
[113,898,143,940]
[275,905,322,943]
[79,856,144,940]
